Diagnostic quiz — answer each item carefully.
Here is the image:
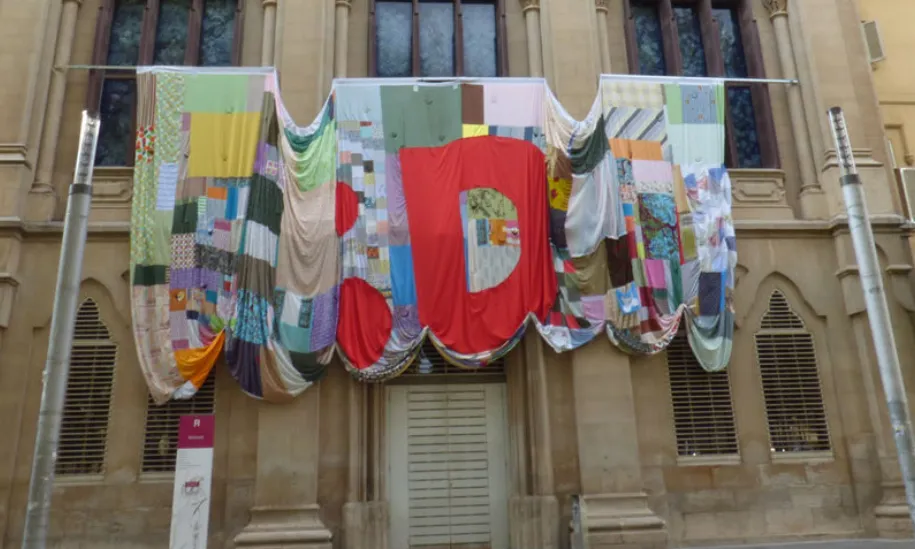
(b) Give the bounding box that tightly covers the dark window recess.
[141,374,216,473]
[371,0,507,78]
[87,0,245,167]
[624,0,778,169]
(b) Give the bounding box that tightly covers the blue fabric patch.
[390,245,418,306]
[681,84,718,124]
[225,187,238,219]
[278,322,313,354]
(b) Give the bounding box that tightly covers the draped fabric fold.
[130,69,737,404]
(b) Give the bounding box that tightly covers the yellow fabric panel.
[463,124,489,138]
[549,177,572,211]
[188,112,261,178]
[174,329,226,388]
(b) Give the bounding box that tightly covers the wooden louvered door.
[388,384,510,549]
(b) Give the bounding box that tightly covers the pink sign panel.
[178,415,215,449]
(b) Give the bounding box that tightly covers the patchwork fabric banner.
[535,77,736,370]
[333,82,556,380]
[131,68,325,403]
[130,69,736,403]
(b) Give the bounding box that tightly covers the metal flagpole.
[21,110,101,549]
[827,106,915,528]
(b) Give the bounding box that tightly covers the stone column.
[509,333,560,549]
[30,0,83,217]
[334,0,351,77]
[594,0,612,74]
[261,0,278,66]
[572,339,667,549]
[341,379,388,549]
[521,0,544,77]
[234,392,333,548]
[761,0,825,219]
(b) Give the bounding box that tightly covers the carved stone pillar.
[594,0,612,74]
[341,380,389,549]
[509,332,560,549]
[261,0,278,66]
[761,0,825,219]
[334,0,352,77]
[571,339,667,548]
[30,0,83,220]
[234,391,333,548]
[521,0,544,77]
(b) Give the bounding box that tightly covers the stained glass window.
[632,4,666,76]
[106,0,144,66]
[463,3,498,77]
[153,0,191,65]
[419,3,455,77]
[624,0,776,169]
[376,2,413,77]
[91,0,242,167]
[201,0,237,66]
[673,7,706,77]
[372,0,503,77]
[95,80,136,167]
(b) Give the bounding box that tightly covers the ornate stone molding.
[262,0,277,7]
[823,147,884,172]
[335,0,352,9]
[729,168,794,221]
[762,0,787,18]
[0,143,31,169]
[521,0,540,13]
[595,0,609,14]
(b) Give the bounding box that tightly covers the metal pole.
[828,106,915,528]
[21,110,100,549]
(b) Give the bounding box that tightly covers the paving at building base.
[693,541,915,549]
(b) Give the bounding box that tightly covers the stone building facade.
[1,0,914,547]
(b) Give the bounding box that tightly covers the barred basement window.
[667,332,739,457]
[396,339,507,382]
[141,374,216,473]
[756,290,831,454]
[57,299,117,476]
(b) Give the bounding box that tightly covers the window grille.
[57,299,117,476]
[141,374,216,473]
[667,332,739,458]
[398,339,507,379]
[756,290,831,454]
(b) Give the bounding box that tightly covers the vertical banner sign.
[169,415,215,549]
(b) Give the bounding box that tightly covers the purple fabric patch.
[386,153,411,246]
[309,286,339,350]
[254,142,269,174]
[393,304,422,340]
[171,268,200,289]
[201,269,223,291]
[225,338,264,398]
[169,311,188,337]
